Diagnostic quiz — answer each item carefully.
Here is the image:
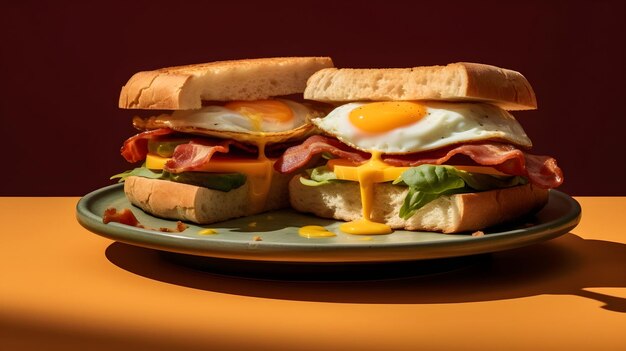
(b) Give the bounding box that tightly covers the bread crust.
[124,172,292,224]
[304,62,537,111]
[288,177,548,233]
[119,57,334,110]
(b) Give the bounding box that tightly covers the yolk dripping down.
[333,102,428,235]
[348,101,426,133]
[221,100,296,211]
[146,100,281,214]
[216,100,295,212]
[224,100,294,131]
[337,151,394,235]
[332,101,507,235]
[248,140,274,213]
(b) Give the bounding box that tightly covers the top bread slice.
[119,57,334,110]
[304,62,537,111]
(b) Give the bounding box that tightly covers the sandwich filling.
[113,99,322,214]
[275,101,563,235]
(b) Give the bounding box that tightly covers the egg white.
[312,102,532,154]
[154,99,314,133]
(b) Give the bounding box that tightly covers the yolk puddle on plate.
[298,226,337,238]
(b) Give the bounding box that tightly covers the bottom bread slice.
[124,173,291,224]
[289,176,549,233]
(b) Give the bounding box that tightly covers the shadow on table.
[105,233,626,312]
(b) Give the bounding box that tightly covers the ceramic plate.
[76,184,581,263]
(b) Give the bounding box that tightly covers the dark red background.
[1,0,624,196]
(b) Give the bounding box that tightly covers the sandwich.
[112,57,334,224]
[275,62,564,234]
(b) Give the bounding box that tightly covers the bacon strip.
[276,136,564,189]
[274,135,369,173]
[383,143,563,189]
[164,140,256,173]
[164,141,231,173]
[120,128,174,163]
[121,128,258,169]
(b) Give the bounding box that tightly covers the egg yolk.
[349,102,426,133]
[298,226,337,238]
[224,100,294,131]
[246,140,275,213]
[338,151,393,235]
[217,101,291,212]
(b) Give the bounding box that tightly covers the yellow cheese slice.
[145,153,274,214]
[328,155,509,236]
[327,158,507,182]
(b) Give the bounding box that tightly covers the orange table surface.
[1,197,625,351]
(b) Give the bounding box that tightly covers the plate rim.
[76,183,582,263]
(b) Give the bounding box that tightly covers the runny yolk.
[216,100,292,212]
[221,101,292,212]
[224,100,294,131]
[338,151,393,235]
[349,101,426,133]
[247,140,274,214]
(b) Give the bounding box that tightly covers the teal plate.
[76,184,581,264]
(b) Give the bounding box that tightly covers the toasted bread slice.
[304,62,537,111]
[289,176,548,233]
[119,57,334,110]
[124,172,292,224]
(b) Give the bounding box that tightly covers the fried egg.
[312,101,532,154]
[134,99,321,144]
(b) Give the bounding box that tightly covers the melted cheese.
[327,160,506,180]
[328,158,408,182]
[145,145,273,214]
[331,154,506,235]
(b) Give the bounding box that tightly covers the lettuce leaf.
[394,165,527,219]
[111,166,246,192]
[111,166,162,182]
[297,163,527,220]
[299,166,345,187]
[164,171,246,192]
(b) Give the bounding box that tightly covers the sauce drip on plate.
[298,226,337,238]
[103,208,187,233]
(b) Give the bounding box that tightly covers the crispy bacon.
[275,136,564,189]
[274,135,369,173]
[120,128,174,163]
[383,143,563,189]
[164,140,255,173]
[120,128,258,169]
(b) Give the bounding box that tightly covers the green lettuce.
[298,163,527,220]
[111,166,162,182]
[164,171,246,192]
[299,165,346,187]
[111,166,246,192]
[393,165,527,219]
